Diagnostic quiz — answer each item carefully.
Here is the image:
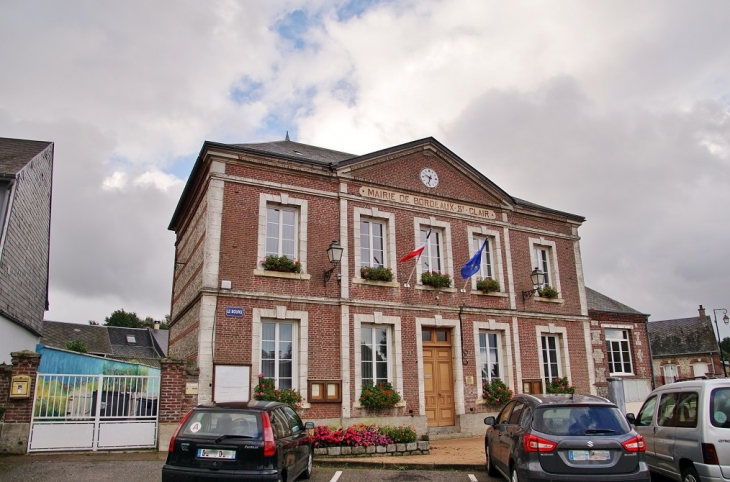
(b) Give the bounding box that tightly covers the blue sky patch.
[275,9,312,50]
[230,77,264,105]
[336,0,386,21]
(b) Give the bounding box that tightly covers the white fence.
[28,374,160,452]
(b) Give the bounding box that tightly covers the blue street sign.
[225,307,244,317]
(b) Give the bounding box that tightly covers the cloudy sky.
[2,1,729,336]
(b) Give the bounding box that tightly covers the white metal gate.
[28,374,160,452]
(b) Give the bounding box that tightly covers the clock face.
[420,168,439,187]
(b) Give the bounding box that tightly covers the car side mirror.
[625,413,636,425]
[484,416,496,426]
[304,422,315,429]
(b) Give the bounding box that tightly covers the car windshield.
[710,387,730,429]
[180,410,262,438]
[533,405,630,436]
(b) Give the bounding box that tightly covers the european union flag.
[460,238,487,279]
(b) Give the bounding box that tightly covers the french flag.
[399,230,431,263]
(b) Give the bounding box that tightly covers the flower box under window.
[261,255,301,273]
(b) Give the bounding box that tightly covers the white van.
[627,378,730,482]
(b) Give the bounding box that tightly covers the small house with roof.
[648,305,722,386]
[40,320,168,371]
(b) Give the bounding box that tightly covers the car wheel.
[299,450,313,479]
[681,466,700,482]
[510,466,519,482]
[485,445,498,476]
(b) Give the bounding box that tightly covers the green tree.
[66,339,88,353]
[105,309,143,328]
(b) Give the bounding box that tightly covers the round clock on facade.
[420,168,439,187]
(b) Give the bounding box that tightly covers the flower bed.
[421,271,451,289]
[360,265,393,282]
[253,374,304,410]
[310,424,429,457]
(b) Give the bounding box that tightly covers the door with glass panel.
[422,328,455,427]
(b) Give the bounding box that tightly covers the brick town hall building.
[166,135,651,437]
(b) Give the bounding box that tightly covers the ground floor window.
[361,325,391,386]
[479,332,501,381]
[541,335,561,384]
[663,364,677,384]
[605,328,633,375]
[261,321,296,389]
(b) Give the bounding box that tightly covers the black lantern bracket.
[324,240,344,286]
[522,267,546,301]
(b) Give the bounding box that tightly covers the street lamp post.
[712,308,729,378]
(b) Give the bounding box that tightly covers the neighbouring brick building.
[166,135,651,438]
[648,305,723,386]
[0,138,54,364]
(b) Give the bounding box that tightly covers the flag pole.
[404,260,419,287]
[461,278,470,293]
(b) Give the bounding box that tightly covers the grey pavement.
[0,436,486,475]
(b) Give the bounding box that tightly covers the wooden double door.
[422,327,455,427]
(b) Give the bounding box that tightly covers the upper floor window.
[266,206,297,258]
[534,246,551,287]
[420,228,443,273]
[474,236,493,279]
[605,328,633,375]
[360,220,385,268]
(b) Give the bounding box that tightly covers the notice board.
[214,365,251,403]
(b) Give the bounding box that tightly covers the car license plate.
[569,450,610,461]
[197,448,236,459]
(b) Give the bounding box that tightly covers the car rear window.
[180,410,262,438]
[710,388,730,429]
[533,405,630,436]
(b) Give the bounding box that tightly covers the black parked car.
[162,400,315,482]
[483,393,650,482]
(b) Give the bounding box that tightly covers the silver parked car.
[485,393,650,482]
[627,378,730,482]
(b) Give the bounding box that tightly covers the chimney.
[154,321,160,331]
[699,305,707,322]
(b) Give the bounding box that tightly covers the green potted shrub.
[360,266,393,282]
[260,255,301,273]
[476,277,500,294]
[482,378,513,407]
[421,271,451,289]
[253,374,305,410]
[546,377,575,394]
[359,381,401,410]
[538,285,559,299]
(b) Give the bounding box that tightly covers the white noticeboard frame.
[214,365,251,403]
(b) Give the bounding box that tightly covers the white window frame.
[536,324,571,386]
[413,216,454,285]
[528,237,561,296]
[353,313,403,408]
[252,306,309,407]
[663,364,677,384]
[353,207,397,279]
[360,324,392,386]
[693,362,708,378]
[466,227,506,293]
[541,335,561,382]
[265,206,298,259]
[605,328,634,375]
[257,193,308,272]
[480,332,503,381]
[473,320,514,399]
[260,320,298,390]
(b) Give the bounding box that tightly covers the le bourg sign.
[359,186,497,220]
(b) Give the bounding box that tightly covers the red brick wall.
[0,364,11,420]
[159,359,198,424]
[4,351,41,423]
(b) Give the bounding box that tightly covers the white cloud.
[0,0,729,328]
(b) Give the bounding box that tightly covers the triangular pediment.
[336,137,514,211]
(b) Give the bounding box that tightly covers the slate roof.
[0,137,53,176]
[230,138,356,166]
[647,316,719,357]
[585,287,647,315]
[170,136,584,230]
[41,321,167,361]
